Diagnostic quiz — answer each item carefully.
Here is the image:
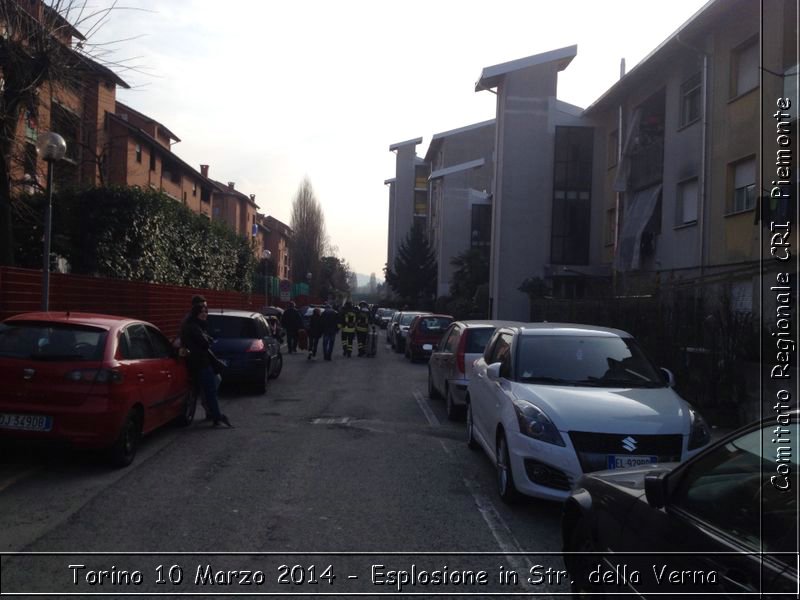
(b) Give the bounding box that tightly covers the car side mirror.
[644,470,670,508]
[660,367,675,388]
[487,362,502,380]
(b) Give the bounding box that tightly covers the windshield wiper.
[579,377,663,388]
[520,376,574,385]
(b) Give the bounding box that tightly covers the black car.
[205,309,282,393]
[562,412,798,598]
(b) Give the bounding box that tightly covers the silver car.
[428,320,524,420]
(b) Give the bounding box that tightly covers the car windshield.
[206,316,259,339]
[515,335,664,387]
[400,313,420,326]
[0,322,107,361]
[466,328,495,353]
[418,317,451,333]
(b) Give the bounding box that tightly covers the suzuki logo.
[23,368,35,380]
[621,436,638,453]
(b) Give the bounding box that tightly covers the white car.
[466,323,711,502]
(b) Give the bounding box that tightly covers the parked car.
[375,308,396,329]
[404,314,453,362]
[386,311,403,345]
[466,323,711,502]
[562,412,798,598]
[428,320,523,420]
[0,312,195,467]
[205,309,282,393]
[392,311,429,354]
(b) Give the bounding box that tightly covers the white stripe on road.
[413,390,440,427]
[462,477,536,592]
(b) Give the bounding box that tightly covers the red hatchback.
[405,314,454,362]
[0,312,196,467]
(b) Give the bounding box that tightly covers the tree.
[0,0,125,265]
[384,222,437,306]
[318,255,352,304]
[289,177,326,294]
[447,247,490,318]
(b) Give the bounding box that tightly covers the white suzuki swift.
[466,323,711,502]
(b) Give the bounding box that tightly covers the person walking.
[179,298,232,428]
[339,300,357,357]
[355,301,371,357]
[307,307,323,360]
[321,304,339,361]
[281,301,303,354]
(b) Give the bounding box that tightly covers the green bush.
[13,186,257,292]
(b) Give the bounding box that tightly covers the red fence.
[0,267,270,339]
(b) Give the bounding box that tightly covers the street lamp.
[36,131,67,311]
[262,249,272,306]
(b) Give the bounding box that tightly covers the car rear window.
[400,313,420,326]
[418,317,452,333]
[206,316,259,339]
[0,322,107,361]
[465,328,495,353]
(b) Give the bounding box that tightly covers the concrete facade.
[387,138,424,270]
[425,120,495,297]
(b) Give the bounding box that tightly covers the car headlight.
[512,400,565,446]
[688,407,711,450]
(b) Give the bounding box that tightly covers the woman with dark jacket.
[308,307,323,360]
[179,301,232,427]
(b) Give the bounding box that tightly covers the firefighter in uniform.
[355,301,371,357]
[339,301,357,357]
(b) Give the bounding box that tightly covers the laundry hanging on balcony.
[615,183,662,272]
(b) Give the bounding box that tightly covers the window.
[23,143,37,180]
[149,148,156,171]
[604,208,616,246]
[680,73,701,127]
[607,130,618,168]
[672,423,797,563]
[135,143,142,163]
[552,126,593,264]
[470,204,491,247]
[183,191,187,204]
[677,178,698,225]
[731,39,758,97]
[731,158,756,213]
[124,324,153,360]
[192,182,197,197]
[414,190,427,217]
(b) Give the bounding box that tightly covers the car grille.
[569,431,683,473]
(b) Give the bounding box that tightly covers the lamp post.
[262,249,272,306]
[36,132,67,311]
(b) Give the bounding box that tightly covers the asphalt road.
[0,334,571,598]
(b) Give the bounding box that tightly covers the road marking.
[462,477,536,592]
[439,439,453,457]
[413,390,440,427]
[0,467,39,493]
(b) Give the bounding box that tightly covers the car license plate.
[0,413,53,432]
[607,455,657,469]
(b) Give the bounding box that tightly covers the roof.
[209,179,259,209]
[71,48,130,89]
[265,215,292,236]
[43,4,85,41]
[383,178,396,185]
[389,137,423,151]
[583,0,720,115]
[459,320,527,328]
[5,312,142,329]
[475,44,577,91]
[425,119,495,162]
[510,323,632,338]
[206,309,261,318]
[116,102,180,143]
[429,158,486,181]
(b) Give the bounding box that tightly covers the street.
[0,336,570,598]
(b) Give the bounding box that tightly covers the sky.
[88,0,712,279]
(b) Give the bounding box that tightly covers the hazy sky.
[91,0,712,277]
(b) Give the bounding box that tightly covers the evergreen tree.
[385,222,437,306]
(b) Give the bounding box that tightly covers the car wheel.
[466,400,478,450]
[446,386,462,421]
[268,353,283,380]
[428,369,441,399]
[108,409,141,468]
[176,388,197,426]
[496,432,521,503]
[569,518,604,598]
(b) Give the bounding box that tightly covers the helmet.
[358,301,368,308]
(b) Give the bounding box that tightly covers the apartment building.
[262,215,293,282]
[387,138,427,270]
[208,176,259,240]
[584,0,797,311]
[424,120,495,297]
[475,45,607,320]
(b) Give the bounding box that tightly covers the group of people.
[280,300,374,360]
[179,296,377,427]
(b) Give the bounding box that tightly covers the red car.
[0,312,196,467]
[405,314,454,362]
